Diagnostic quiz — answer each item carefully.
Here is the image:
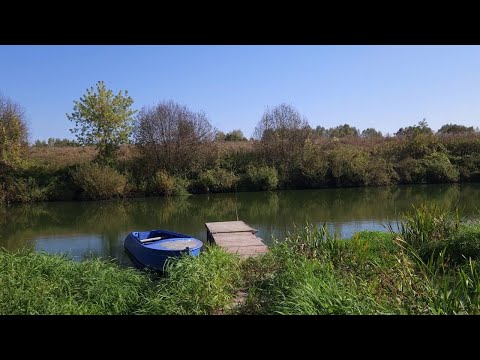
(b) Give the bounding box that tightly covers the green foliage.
[139,246,242,315]
[0,249,152,315]
[329,146,369,186]
[67,81,136,164]
[215,131,226,141]
[422,152,459,183]
[224,129,246,141]
[437,124,475,135]
[364,157,395,186]
[394,157,426,183]
[396,119,433,137]
[153,170,190,196]
[197,168,239,193]
[391,204,460,262]
[361,128,383,138]
[71,162,127,200]
[245,164,278,191]
[297,139,329,187]
[0,94,28,166]
[327,124,360,138]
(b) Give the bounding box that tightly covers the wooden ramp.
[205,221,268,258]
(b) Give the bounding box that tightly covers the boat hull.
[124,230,203,271]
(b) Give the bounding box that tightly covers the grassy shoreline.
[2,204,480,315]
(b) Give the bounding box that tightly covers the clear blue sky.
[1,45,480,141]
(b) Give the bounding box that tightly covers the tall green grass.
[0,249,152,315]
[139,246,242,314]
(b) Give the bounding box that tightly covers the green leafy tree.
[0,94,28,166]
[437,124,475,135]
[396,119,433,137]
[67,81,136,163]
[225,129,246,141]
[361,128,382,138]
[327,124,359,138]
[315,126,327,137]
[215,131,226,141]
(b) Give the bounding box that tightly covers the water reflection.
[1,184,479,267]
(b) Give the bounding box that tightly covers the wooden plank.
[205,221,256,234]
[215,239,266,247]
[213,232,262,242]
[205,220,268,258]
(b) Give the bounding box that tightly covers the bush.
[245,164,278,191]
[0,95,28,166]
[394,157,425,183]
[197,168,239,193]
[297,139,329,187]
[0,176,52,203]
[329,147,369,186]
[0,184,5,205]
[422,152,459,183]
[153,170,189,196]
[364,158,396,186]
[71,163,127,200]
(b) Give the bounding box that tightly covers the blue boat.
[124,229,203,271]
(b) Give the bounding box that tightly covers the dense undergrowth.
[1,132,480,204]
[1,204,480,315]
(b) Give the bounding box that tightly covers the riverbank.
[2,131,480,204]
[2,205,479,315]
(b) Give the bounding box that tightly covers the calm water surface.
[1,184,479,267]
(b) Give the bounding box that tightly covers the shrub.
[0,95,29,166]
[245,164,278,191]
[329,147,369,186]
[197,168,239,193]
[394,157,425,183]
[297,139,329,187]
[364,158,395,186]
[0,176,52,203]
[153,170,189,196]
[71,163,127,200]
[422,152,459,183]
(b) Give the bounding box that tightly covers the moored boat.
[124,229,203,271]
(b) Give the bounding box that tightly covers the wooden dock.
[205,221,268,258]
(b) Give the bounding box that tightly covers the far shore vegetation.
[2,204,480,315]
[2,82,480,204]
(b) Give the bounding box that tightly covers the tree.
[66,81,136,163]
[0,94,28,166]
[361,128,383,138]
[254,103,311,171]
[215,131,226,141]
[315,126,327,137]
[327,124,359,138]
[134,100,216,175]
[437,123,475,135]
[225,129,246,141]
[396,119,433,137]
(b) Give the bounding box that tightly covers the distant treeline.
[2,82,480,204]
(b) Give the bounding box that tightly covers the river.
[1,184,478,267]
